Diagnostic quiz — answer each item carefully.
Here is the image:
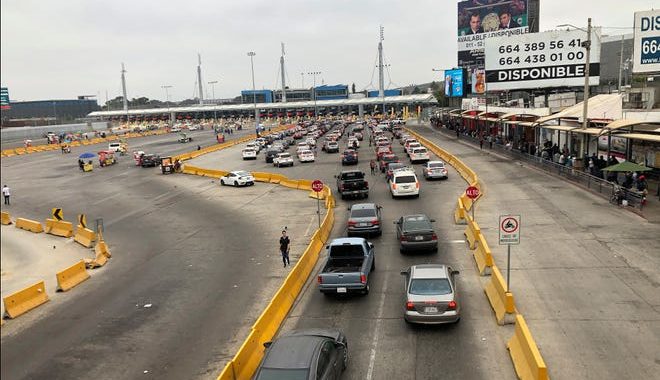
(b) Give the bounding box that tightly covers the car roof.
[329,237,366,246]
[427,160,445,165]
[410,264,449,279]
[262,335,324,369]
[351,203,377,211]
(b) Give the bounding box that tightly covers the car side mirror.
[400,271,407,276]
[451,270,460,276]
[430,219,436,222]
[263,341,273,348]
[368,242,374,249]
[334,341,346,349]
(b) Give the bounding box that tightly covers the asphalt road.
[0,126,322,380]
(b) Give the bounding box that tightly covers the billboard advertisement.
[633,10,660,74]
[484,28,601,91]
[0,87,9,110]
[444,69,465,97]
[457,0,530,69]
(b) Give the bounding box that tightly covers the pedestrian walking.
[370,159,376,175]
[2,185,10,205]
[479,135,484,149]
[279,230,291,267]
[487,135,493,149]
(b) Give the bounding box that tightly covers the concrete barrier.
[15,217,44,233]
[269,174,285,184]
[3,281,49,319]
[454,197,467,224]
[95,240,112,258]
[56,260,91,292]
[74,225,97,248]
[473,233,494,276]
[507,314,549,380]
[45,218,74,238]
[484,265,517,325]
[460,192,474,211]
[252,172,271,182]
[279,178,300,189]
[85,249,108,269]
[297,179,313,191]
[463,216,481,249]
[1,211,12,225]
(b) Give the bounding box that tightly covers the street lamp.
[247,52,259,132]
[208,80,218,121]
[307,71,321,119]
[557,18,592,162]
[161,85,172,126]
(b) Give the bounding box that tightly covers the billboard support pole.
[579,18,592,160]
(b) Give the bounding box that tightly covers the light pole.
[208,80,218,121]
[308,71,321,119]
[557,18,592,160]
[248,52,259,132]
[162,85,172,126]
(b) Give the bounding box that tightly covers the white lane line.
[303,214,316,237]
[366,272,389,380]
[448,239,465,244]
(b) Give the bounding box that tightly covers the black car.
[341,149,358,165]
[141,154,161,167]
[254,329,348,380]
[265,149,280,163]
[395,214,438,253]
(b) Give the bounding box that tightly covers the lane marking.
[448,239,465,244]
[366,271,389,380]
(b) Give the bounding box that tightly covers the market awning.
[598,119,660,135]
[539,125,579,132]
[612,133,660,143]
[448,109,462,115]
[571,128,604,135]
[534,94,623,125]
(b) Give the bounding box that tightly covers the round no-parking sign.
[499,215,520,245]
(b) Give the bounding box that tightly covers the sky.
[0,0,655,103]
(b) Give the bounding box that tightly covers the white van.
[390,168,420,198]
[108,142,122,152]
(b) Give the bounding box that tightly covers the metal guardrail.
[432,125,647,210]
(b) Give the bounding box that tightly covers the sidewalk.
[422,122,660,224]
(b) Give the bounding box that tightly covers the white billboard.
[633,10,660,74]
[485,28,601,91]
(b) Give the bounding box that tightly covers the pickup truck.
[317,238,375,295]
[336,170,369,200]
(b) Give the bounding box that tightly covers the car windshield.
[351,208,376,218]
[388,163,405,170]
[279,153,291,158]
[341,172,364,180]
[256,368,309,380]
[403,216,432,230]
[382,156,397,162]
[394,175,416,184]
[413,148,427,154]
[409,278,452,295]
[429,162,445,168]
[235,171,251,177]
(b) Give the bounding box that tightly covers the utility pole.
[308,71,321,118]
[280,43,287,102]
[618,34,625,92]
[197,54,204,105]
[248,52,259,131]
[378,26,385,116]
[208,80,218,121]
[162,85,172,126]
[121,63,128,112]
[582,18,592,132]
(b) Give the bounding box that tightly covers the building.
[598,34,634,90]
[274,88,311,102]
[241,90,273,104]
[2,98,99,122]
[314,85,348,100]
[368,89,403,97]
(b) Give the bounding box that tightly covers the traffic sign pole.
[498,214,521,293]
[507,245,511,292]
[312,180,324,229]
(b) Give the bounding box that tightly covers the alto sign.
[633,10,660,74]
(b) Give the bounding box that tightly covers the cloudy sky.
[1,0,654,103]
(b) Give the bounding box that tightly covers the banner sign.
[0,87,9,110]
[457,0,530,68]
[444,69,465,97]
[485,28,601,91]
[633,10,660,74]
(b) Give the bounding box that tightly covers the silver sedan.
[400,264,460,324]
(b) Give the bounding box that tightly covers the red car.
[376,146,392,159]
[379,154,400,172]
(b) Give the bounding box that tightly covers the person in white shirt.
[2,185,10,205]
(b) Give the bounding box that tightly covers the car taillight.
[360,274,367,284]
[371,219,379,225]
[447,300,457,310]
[348,220,357,226]
[317,275,323,284]
[364,181,368,188]
[392,183,397,190]
[431,233,438,240]
[415,182,420,189]
[400,235,407,242]
[339,184,344,191]
[406,301,415,311]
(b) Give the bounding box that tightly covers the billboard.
[485,28,601,91]
[633,10,660,74]
[0,87,9,110]
[457,0,531,69]
[444,69,465,97]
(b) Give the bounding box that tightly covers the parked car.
[341,150,358,165]
[347,203,382,237]
[220,171,255,187]
[394,214,438,252]
[254,329,348,380]
[423,161,448,180]
[318,237,375,295]
[409,147,430,163]
[400,264,460,324]
[273,152,294,167]
[390,168,419,198]
[336,170,369,199]
[242,148,257,160]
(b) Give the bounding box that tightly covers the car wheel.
[364,193,368,199]
[220,179,225,186]
[371,259,375,271]
[234,180,238,187]
[414,194,420,198]
[342,342,349,370]
[363,284,370,295]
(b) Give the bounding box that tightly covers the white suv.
[390,168,420,198]
[410,147,430,163]
[299,149,315,163]
[273,152,294,167]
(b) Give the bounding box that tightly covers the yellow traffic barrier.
[279,178,300,189]
[56,260,91,292]
[297,179,313,191]
[3,281,49,319]
[74,225,97,248]
[95,240,112,258]
[269,174,285,184]
[308,190,325,200]
[15,217,44,233]
[473,233,494,276]
[85,249,108,269]
[484,265,517,325]
[454,197,466,224]
[460,192,474,211]
[507,314,549,380]
[1,211,12,225]
[44,218,74,238]
[252,172,271,182]
[463,216,481,249]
